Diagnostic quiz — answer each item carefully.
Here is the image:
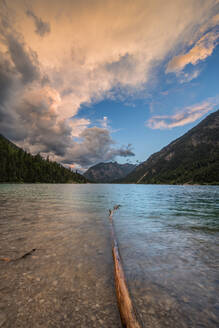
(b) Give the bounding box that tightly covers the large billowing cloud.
[62,128,134,167]
[0,0,218,167]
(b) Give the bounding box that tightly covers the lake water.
[0,184,218,328]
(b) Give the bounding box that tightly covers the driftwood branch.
[0,248,36,262]
[109,206,142,328]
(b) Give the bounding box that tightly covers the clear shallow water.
[0,184,218,328]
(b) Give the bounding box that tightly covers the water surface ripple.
[0,184,218,327]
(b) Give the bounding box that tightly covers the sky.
[0,0,219,170]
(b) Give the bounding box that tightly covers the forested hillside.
[121,110,219,185]
[0,135,88,183]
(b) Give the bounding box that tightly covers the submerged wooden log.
[0,248,36,262]
[109,207,142,328]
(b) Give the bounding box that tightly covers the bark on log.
[109,208,142,328]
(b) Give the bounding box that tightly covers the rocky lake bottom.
[0,184,218,327]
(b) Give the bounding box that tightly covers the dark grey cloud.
[0,60,134,167]
[0,80,71,150]
[26,9,50,37]
[6,34,40,83]
[0,5,41,85]
[0,50,21,137]
[0,6,50,140]
[0,43,134,167]
[106,144,135,160]
[0,54,15,105]
[0,3,134,168]
[62,127,135,167]
[0,17,44,140]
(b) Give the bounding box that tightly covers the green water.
[0,184,218,327]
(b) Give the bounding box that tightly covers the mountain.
[121,110,219,185]
[83,161,136,183]
[0,134,88,183]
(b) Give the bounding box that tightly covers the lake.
[0,184,218,327]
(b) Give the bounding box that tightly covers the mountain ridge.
[120,110,219,185]
[83,161,136,183]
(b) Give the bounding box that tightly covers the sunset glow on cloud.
[146,98,219,129]
[0,0,219,167]
[166,31,219,73]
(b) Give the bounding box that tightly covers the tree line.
[0,135,88,183]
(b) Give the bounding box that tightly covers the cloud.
[0,53,14,105]
[10,0,218,118]
[0,0,218,167]
[26,9,50,37]
[178,69,201,83]
[0,6,41,84]
[146,98,218,129]
[0,44,134,167]
[166,30,219,73]
[0,75,134,166]
[6,34,40,83]
[69,118,90,137]
[62,127,135,167]
[98,116,109,129]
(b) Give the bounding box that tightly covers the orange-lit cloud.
[166,30,219,73]
[0,0,218,166]
[3,0,217,116]
[146,98,219,129]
